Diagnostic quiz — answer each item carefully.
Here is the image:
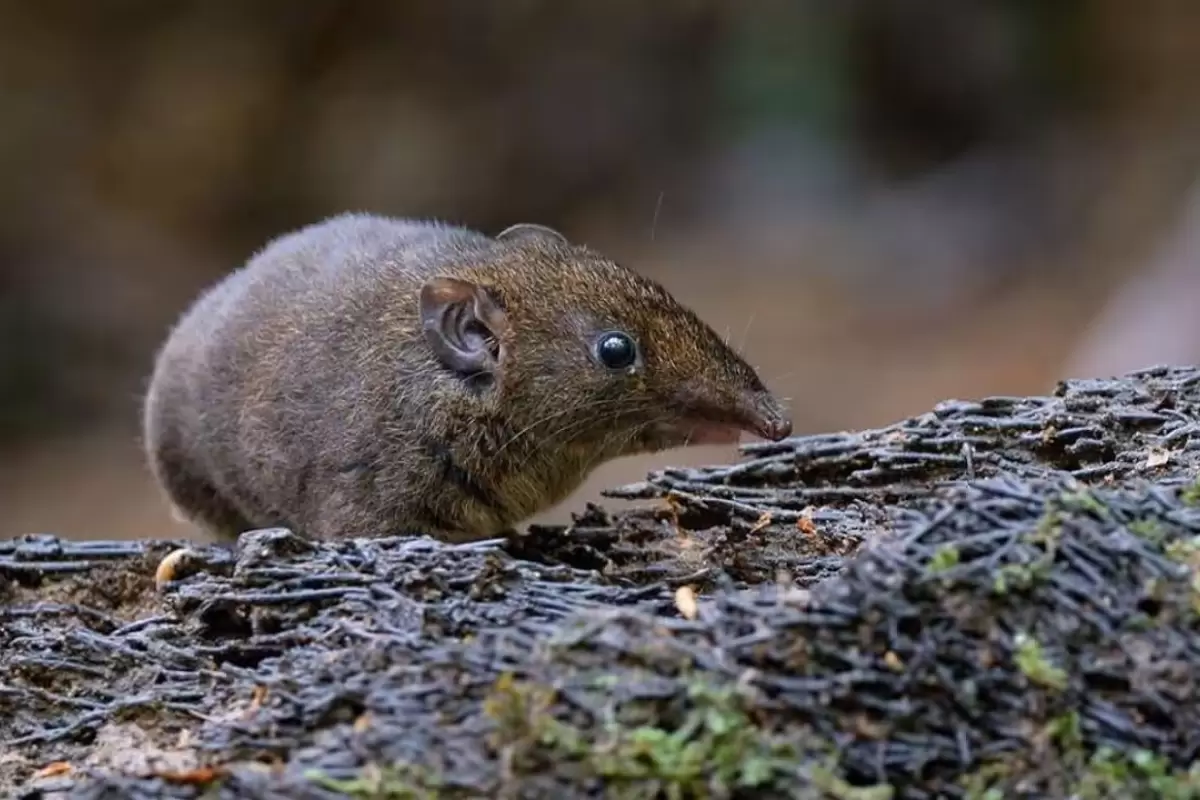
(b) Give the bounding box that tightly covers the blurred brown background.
[2,1,1199,541]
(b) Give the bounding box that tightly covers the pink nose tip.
[760,416,792,441]
[740,392,792,441]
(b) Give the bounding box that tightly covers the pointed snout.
[734,390,792,441]
[671,381,792,444]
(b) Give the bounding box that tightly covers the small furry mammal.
[143,214,792,543]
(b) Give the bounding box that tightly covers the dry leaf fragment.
[749,512,773,534]
[35,762,72,778]
[155,547,201,590]
[1146,448,1171,468]
[854,714,890,739]
[661,493,684,530]
[674,585,698,620]
[247,685,268,714]
[153,766,228,785]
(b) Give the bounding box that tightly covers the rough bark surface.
[4,365,1200,798]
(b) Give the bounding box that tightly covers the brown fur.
[142,213,791,542]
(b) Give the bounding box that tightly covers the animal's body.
[143,214,791,542]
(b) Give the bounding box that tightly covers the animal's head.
[417,223,791,463]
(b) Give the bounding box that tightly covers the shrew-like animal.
[142,214,792,542]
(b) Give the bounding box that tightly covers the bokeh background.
[2,1,1199,540]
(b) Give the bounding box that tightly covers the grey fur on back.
[142,213,501,539]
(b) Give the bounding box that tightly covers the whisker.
[488,395,634,462]
[576,413,674,477]
[524,401,660,459]
[650,190,665,242]
[486,397,661,476]
[737,311,757,354]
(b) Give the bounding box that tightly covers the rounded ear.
[495,222,568,246]
[419,277,509,377]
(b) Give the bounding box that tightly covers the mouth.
[633,386,792,452]
[651,399,793,449]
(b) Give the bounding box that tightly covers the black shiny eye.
[595,331,638,370]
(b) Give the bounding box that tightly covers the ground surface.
[3,366,1200,799]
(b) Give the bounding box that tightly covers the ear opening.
[495,222,568,246]
[419,277,508,380]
